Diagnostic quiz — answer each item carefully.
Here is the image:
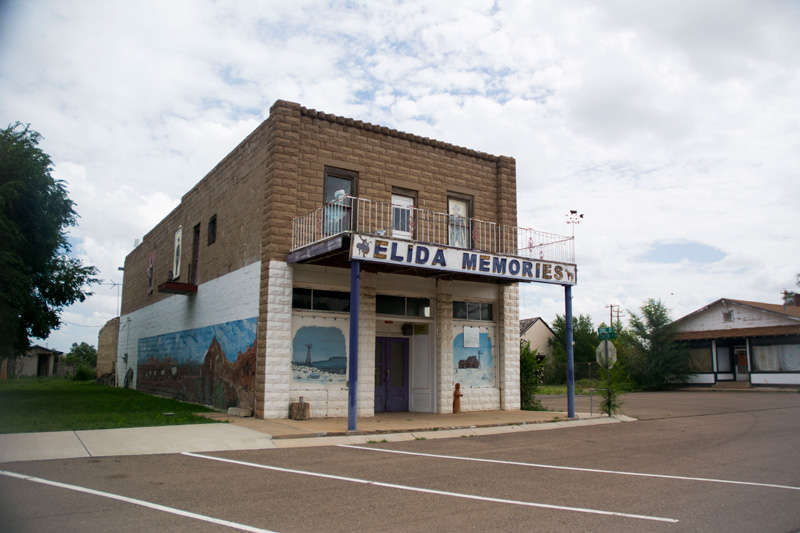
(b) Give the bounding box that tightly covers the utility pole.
[605,304,620,328]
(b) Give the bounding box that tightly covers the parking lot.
[1,391,798,532]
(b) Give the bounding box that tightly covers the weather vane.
[566,210,583,238]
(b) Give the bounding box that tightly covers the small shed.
[11,345,63,377]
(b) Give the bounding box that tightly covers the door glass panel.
[390,342,406,387]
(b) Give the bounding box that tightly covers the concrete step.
[712,381,752,389]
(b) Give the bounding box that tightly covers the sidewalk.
[0,409,633,463]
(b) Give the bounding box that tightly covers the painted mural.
[453,331,495,387]
[292,325,348,384]
[137,317,257,410]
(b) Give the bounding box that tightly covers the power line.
[61,320,107,328]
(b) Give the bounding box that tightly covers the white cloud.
[1,0,799,350]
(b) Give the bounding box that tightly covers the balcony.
[289,196,576,284]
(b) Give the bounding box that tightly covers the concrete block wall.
[256,261,293,419]
[435,291,454,414]
[460,387,501,413]
[357,279,378,418]
[499,284,521,410]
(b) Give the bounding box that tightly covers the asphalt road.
[1,391,799,532]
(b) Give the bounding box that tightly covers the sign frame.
[350,235,577,285]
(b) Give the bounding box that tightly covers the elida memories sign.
[350,235,577,285]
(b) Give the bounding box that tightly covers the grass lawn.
[0,377,219,434]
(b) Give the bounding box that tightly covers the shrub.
[73,364,95,381]
[520,341,546,410]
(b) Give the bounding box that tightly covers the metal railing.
[291,196,575,264]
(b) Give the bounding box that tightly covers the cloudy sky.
[2,0,798,352]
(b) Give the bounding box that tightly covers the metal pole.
[605,339,611,417]
[565,284,575,418]
[347,259,360,431]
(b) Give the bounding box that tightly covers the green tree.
[0,123,98,361]
[520,340,545,410]
[545,313,599,383]
[626,298,689,390]
[64,342,97,368]
[783,272,799,304]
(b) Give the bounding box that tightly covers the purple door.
[374,337,409,413]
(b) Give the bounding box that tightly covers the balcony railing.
[291,196,575,264]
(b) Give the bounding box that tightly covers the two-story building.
[117,100,577,423]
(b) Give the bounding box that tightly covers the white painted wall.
[117,261,261,389]
[677,301,798,332]
[751,373,800,385]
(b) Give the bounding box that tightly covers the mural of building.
[117,100,578,421]
[675,298,800,386]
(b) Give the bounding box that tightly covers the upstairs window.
[324,167,356,235]
[448,195,472,248]
[391,188,416,240]
[722,311,734,323]
[207,214,217,245]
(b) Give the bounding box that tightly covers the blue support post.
[348,259,360,431]
[565,284,575,419]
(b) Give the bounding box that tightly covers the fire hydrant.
[453,383,463,414]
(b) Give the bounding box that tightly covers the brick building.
[117,100,577,422]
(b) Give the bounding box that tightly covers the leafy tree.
[64,342,97,368]
[545,313,599,383]
[783,272,799,304]
[0,123,98,361]
[520,340,545,410]
[625,298,689,390]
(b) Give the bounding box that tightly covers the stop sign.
[596,340,617,369]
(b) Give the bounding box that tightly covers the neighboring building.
[674,298,800,386]
[12,345,62,377]
[97,317,120,384]
[519,317,555,359]
[117,100,577,420]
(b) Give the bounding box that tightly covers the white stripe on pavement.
[0,469,276,533]
[183,452,679,523]
[340,445,800,492]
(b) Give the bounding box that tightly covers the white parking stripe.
[340,445,800,492]
[0,469,276,533]
[183,452,679,523]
